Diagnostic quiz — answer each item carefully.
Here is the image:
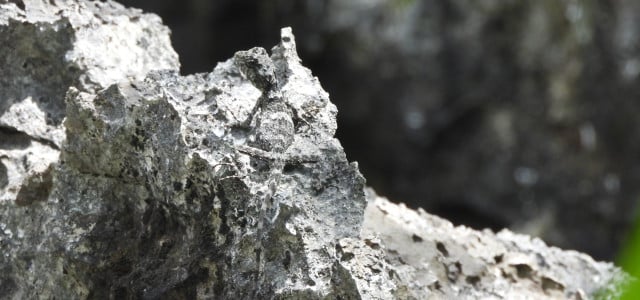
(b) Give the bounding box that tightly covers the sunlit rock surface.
[117,0,640,260]
[0,1,628,298]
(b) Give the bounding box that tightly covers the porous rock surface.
[0,1,628,299]
[122,0,640,260]
[363,190,627,299]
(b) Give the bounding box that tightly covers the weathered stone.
[0,0,178,203]
[120,0,640,260]
[363,189,628,299]
[268,0,640,261]
[0,1,630,299]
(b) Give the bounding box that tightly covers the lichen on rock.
[0,1,630,299]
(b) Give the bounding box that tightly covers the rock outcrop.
[0,1,629,298]
[120,0,640,260]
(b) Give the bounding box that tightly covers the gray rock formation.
[118,0,640,260]
[259,0,640,261]
[363,190,628,299]
[0,0,178,203]
[0,1,630,298]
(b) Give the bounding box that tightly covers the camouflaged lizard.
[232,46,296,224]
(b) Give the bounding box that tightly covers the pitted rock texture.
[0,0,178,204]
[119,0,640,260]
[363,190,628,299]
[0,1,629,299]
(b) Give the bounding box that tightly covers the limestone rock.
[363,190,628,299]
[0,1,629,299]
[0,0,178,203]
[120,0,640,260]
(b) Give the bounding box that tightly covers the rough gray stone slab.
[0,1,629,299]
[0,0,178,204]
[363,189,628,299]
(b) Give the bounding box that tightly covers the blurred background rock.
[119,0,640,261]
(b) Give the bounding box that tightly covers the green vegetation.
[617,208,640,299]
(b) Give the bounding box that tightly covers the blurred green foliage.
[617,208,640,299]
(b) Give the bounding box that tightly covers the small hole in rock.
[436,242,449,256]
[411,234,423,242]
[465,275,480,285]
[514,264,533,279]
[283,250,292,270]
[542,276,564,292]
